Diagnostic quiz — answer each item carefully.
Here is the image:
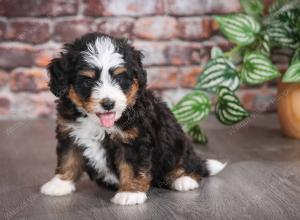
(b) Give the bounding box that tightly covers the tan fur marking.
[68,86,98,113]
[56,115,72,133]
[68,86,83,108]
[56,147,84,181]
[79,70,96,78]
[84,97,98,113]
[118,162,151,192]
[111,127,139,143]
[166,165,201,185]
[124,127,139,140]
[114,67,127,75]
[126,79,139,105]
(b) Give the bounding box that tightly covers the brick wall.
[0,0,277,119]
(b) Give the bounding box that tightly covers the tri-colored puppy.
[41,33,226,205]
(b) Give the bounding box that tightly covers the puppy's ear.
[133,49,147,88]
[47,56,69,97]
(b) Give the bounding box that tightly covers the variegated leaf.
[215,14,261,46]
[240,0,264,16]
[241,52,280,84]
[196,57,240,92]
[216,87,249,125]
[172,91,211,126]
[187,124,208,144]
[267,22,299,49]
[282,61,300,82]
[211,46,224,59]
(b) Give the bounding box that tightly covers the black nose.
[101,98,115,111]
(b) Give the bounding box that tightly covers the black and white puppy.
[41,33,226,205]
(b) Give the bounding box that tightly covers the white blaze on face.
[81,37,127,127]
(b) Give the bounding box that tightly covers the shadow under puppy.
[41,32,226,205]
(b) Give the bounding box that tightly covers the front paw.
[111,192,147,205]
[41,175,75,196]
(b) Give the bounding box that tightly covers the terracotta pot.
[277,82,300,139]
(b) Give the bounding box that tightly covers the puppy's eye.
[82,78,94,88]
[78,76,95,88]
[115,74,131,90]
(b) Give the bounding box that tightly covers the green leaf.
[282,61,300,82]
[172,91,211,126]
[196,57,240,92]
[216,87,249,125]
[187,124,208,144]
[267,22,299,49]
[240,0,264,16]
[291,48,300,64]
[269,0,288,13]
[215,14,261,46]
[257,35,271,57]
[211,46,224,59]
[241,52,280,84]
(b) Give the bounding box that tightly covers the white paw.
[111,192,147,205]
[172,176,199,191]
[40,175,75,196]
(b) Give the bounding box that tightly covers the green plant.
[172,0,300,144]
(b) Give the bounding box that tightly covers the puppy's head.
[48,33,146,128]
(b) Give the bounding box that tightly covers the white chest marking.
[67,114,119,185]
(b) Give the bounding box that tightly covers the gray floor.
[1,114,300,220]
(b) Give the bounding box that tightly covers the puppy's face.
[48,34,146,128]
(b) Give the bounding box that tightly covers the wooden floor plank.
[0,115,300,220]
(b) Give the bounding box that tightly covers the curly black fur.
[44,33,220,202]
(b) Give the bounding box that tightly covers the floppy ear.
[133,49,147,88]
[47,56,69,97]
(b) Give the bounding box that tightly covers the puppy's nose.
[101,98,115,111]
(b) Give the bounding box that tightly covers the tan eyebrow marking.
[114,67,127,75]
[79,70,95,78]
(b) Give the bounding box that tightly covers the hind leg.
[172,176,199,191]
[166,166,201,192]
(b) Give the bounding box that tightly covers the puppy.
[41,33,226,205]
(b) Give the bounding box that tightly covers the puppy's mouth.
[96,112,116,128]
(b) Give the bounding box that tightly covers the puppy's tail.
[205,159,227,176]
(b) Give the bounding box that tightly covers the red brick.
[83,0,105,16]
[0,96,10,116]
[100,0,164,16]
[239,88,277,112]
[146,67,178,89]
[133,41,168,66]
[12,92,56,118]
[10,68,48,93]
[179,66,203,88]
[33,45,61,67]
[134,16,177,40]
[165,0,240,16]
[272,50,291,65]
[159,89,190,107]
[165,42,202,66]
[208,0,241,14]
[5,20,50,44]
[0,43,33,69]
[54,19,93,43]
[133,41,203,66]
[95,17,134,39]
[0,20,6,40]
[264,0,274,13]
[177,17,215,41]
[0,70,9,88]
[199,37,233,65]
[0,0,78,17]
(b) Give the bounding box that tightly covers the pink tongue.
[99,112,116,128]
